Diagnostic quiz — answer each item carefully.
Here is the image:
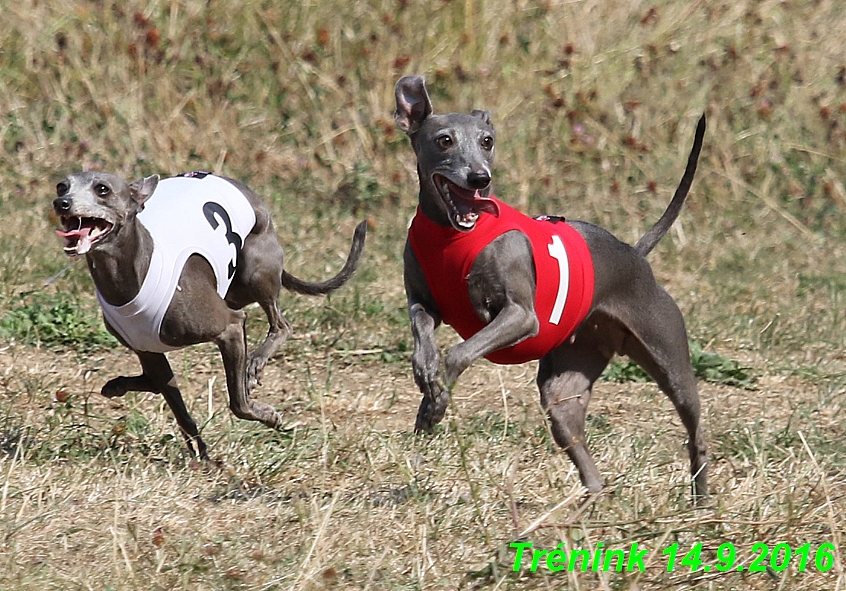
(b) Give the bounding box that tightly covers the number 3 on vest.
[547,235,569,325]
[202,202,243,279]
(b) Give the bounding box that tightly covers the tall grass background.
[1,0,845,589]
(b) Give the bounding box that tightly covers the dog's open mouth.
[433,174,500,231]
[55,216,114,256]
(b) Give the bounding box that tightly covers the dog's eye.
[94,183,111,197]
[481,135,494,151]
[56,182,69,196]
[436,135,453,149]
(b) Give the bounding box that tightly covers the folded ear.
[395,75,433,135]
[471,109,492,125]
[129,174,159,209]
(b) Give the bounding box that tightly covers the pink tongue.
[55,226,94,255]
[55,227,90,239]
[472,190,500,217]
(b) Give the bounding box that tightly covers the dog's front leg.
[408,300,450,431]
[443,303,538,384]
[409,301,442,393]
[404,244,451,432]
[102,350,209,459]
[406,309,542,435]
[443,231,539,384]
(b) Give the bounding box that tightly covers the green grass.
[0,292,117,351]
[1,0,846,589]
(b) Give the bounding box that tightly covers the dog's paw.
[414,387,450,433]
[237,400,282,430]
[101,378,128,398]
[412,364,445,398]
[414,397,438,432]
[246,356,266,391]
[260,407,284,430]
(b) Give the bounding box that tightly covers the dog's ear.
[395,75,433,135]
[471,110,492,125]
[129,175,159,209]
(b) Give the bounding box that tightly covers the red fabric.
[408,198,595,365]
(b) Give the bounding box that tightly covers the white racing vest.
[98,173,256,353]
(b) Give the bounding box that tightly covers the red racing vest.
[408,198,594,365]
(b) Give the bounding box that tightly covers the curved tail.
[634,114,706,256]
[281,220,367,295]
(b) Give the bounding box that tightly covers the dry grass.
[2,0,846,589]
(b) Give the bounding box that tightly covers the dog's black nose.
[467,170,491,190]
[53,196,73,213]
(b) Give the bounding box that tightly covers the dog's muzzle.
[55,213,114,256]
[433,174,500,231]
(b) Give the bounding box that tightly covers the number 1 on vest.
[547,235,569,325]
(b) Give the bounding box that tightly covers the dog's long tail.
[281,221,368,295]
[634,114,706,257]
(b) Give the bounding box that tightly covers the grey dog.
[395,75,707,499]
[53,171,366,458]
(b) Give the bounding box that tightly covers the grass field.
[2,0,846,589]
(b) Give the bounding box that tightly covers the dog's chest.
[408,200,595,364]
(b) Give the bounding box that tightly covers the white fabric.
[98,174,256,353]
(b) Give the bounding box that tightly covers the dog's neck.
[86,219,154,307]
[417,194,452,227]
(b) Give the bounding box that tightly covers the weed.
[601,358,652,384]
[601,341,755,389]
[688,341,756,389]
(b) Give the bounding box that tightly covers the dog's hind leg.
[225,231,294,391]
[244,222,366,388]
[102,351,208,459]
[216,309,283,429]
[247,300,292,390]
[615,287,708,501]
[537,340,611,493]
